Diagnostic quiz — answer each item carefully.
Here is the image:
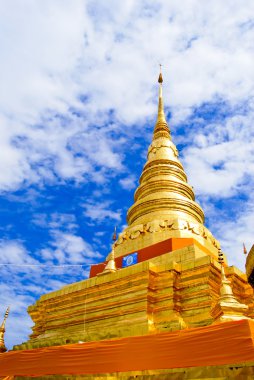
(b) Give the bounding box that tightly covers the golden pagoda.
[1,72,254,379]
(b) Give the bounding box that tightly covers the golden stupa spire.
[126,70,204,227]
[0,307,10,353]
[217,249,238,303]
[157,65,166,122]
[220,265,235,301]
[211,252,248,322]
[102,227,117,274]
[154,66,171,140]
[112,70,219,260]
[103,244,117,273]
[216,264,249,318]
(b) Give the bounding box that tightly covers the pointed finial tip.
[158,64,163,84]
[112,226,117,242]
[158,73,163,84]
[243,242,247,255]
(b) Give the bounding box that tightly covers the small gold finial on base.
[103,244,117,274]
[211,264,248,322]
[100,228,118,275]
[0,307,10,353]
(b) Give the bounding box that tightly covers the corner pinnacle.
[103,244,117,273]
[0,306,10,353]
[101,228,118,274]
[0,306,10,329]
[158,64,163,83]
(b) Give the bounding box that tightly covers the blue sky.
[0,1,254,348]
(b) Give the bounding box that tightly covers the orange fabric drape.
[0,319,254,376]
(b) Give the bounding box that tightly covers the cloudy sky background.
[0,0,253,348]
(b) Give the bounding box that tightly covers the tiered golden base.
[14,240,253,350]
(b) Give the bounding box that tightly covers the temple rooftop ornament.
[102,244,117,274]
[0,307,10,353]
[211,264,249,322]
[101,227,118,275]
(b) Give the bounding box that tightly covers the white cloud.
[119,175,137,190]
[33,212,102,264]
[48,231,101,263]
[182,109,254,197]
[211,197,254,271]
[0,0,253,191]
[83,200,121,222]
[0,240,37,265]
[32,213,78,231]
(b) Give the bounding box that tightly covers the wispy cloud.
[32,212,102,264]
[0,240,36,265]
[40,231,101,264]
[83,200,122,223]
[0,1,253,191]
[182,105,254,197]
[211,196,254,271]
[119,175,137,190]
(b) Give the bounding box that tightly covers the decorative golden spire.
[103,244,117,273]
[126,71,204,229]
[158,64,163,84]
[243,242,247,255]
[211,259,248,322]
[0,307,10,353]
[219,265,235,302]
[112,71,219,260]
[217,249,243,305]
[154,67,171,140]
[102,228,118,274]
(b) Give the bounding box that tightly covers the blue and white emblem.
[122,252,138,267]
